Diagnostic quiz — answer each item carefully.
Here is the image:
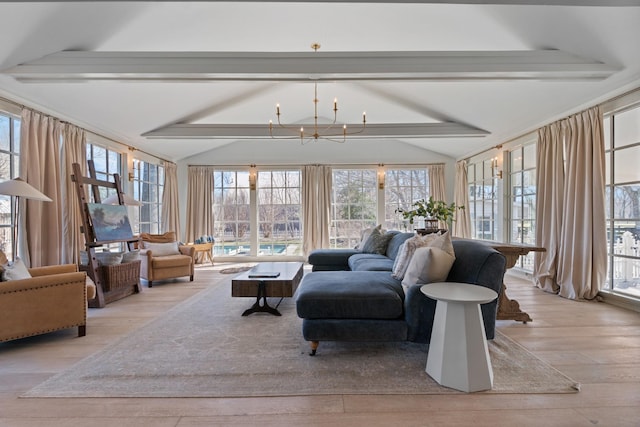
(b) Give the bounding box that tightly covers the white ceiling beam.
[4,50,618,83]
[142,123,489,139]
[9,1,638,5]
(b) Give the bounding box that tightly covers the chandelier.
[269,43,366,144]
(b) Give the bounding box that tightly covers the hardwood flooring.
[0,266,638,426]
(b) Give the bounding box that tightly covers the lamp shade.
[102,193,142,206]
[0,178,52,202]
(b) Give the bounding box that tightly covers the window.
[331,169,377,248]
[384,168,429,232]
[468,160,499,240]
[0,113,20,259]
[132,159,164,234]
[213,170,250,256]
[508,143,537,271]
[257,170,302,256]
[604,103,640,298]
[86,143,122,202]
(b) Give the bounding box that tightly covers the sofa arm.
[29,264,78,277]
[308,249,359,271]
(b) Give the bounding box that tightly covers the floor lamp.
[0,178,52,262]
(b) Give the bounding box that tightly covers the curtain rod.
[188,162,446,168]
[0,95,170,164]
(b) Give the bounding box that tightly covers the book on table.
[248,265,281,278]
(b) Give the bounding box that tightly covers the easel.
[71,161,140,308]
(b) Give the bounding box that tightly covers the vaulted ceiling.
[1,1,639,163]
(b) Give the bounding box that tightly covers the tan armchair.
[139,232,195,287]
[0,256,95,343]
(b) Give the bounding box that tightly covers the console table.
[456,239,545,324]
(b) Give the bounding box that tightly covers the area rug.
[24,277,579,398]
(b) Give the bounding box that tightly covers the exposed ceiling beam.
[5,1,637,5]
[142,123,489,139]
[4,50,619,83]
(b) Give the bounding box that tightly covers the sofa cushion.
[296,271,404,320]
[355,224,383,250]
[348,253,395,271]
[392,233,443,280]
[360,228,394,255]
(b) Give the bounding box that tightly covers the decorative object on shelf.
[0,178,52,261]
[269,43,366,144]
[396,197,464,232]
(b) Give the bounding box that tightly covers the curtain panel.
[60,123,86,264]
[185,166,215,244]
[19,109,63,267]
[302,165,332,257]
[162,161,181,241]
[533,106,606,300]
[452,160,471,238]
[428,164,446,202]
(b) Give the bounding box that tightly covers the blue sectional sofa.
[297,232,506,355]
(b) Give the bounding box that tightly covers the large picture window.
[605,103,640,298]
[468,160,499,241]
[132,159,164,234]
[508,143,537,271]
[257,170,302,256]
[0,113,20,259]
[384,168,429,232]
[331,169,378,248]
[213,170,251,256]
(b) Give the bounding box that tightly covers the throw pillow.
[391,233,443,280]
[360,227,394,255]
[95,251,124,266]
[2,257,32,281]
[401,246,456,288]
[355,224,382,250]
[122,249,140,263]
[79,250,89,266]
[143,241,181,256]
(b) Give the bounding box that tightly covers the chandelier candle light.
[269,43,367,144]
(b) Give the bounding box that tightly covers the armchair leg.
[78,325,86,337]
[190,275,194,281]
[310,341,319,356]
[148,281,153,288]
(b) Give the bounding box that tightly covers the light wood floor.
[1,265,639,427]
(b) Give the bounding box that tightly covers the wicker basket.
[80,260,141,292]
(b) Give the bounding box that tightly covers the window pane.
[614,107,640,148]
[0,116,9,151]
[613,145,640,183]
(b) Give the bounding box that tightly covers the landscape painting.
[87,203,134,241]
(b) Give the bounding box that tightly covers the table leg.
[241,280,282,316]
[496,283,532,324]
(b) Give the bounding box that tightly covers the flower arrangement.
[396,197,464,230]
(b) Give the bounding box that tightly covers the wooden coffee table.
[231,262,304,316]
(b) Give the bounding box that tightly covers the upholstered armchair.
[0,252,96,343]
[139,231,195,287]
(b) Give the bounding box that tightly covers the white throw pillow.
[2,257,32,281]
[401,246,456,289]
[143,241,181,256]
[95,251,124,266]
[122,249,140,263]
[391,233,443,280]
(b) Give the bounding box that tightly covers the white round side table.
[421,282,498,392]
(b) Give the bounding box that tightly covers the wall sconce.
[128,172,134,182]
[249,164,257,190]
[377,164,385,190]
[491,157,503,179]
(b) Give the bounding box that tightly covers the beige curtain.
[60,123,86,264]
[302,165,332,256]
[428,164,446,202]
[185,166,215,244]
[534,122,565,294]
[161,161,181,241]
[534,106,606,300]
[452,160,471,238]
[19,109,63,267]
